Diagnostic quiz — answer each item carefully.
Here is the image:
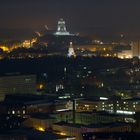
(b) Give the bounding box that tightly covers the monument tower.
[68,42,76,57]
[55,18,70,36]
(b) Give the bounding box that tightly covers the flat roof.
[0,94,56,106]
[30,112,55,120]
[54,122,130,129]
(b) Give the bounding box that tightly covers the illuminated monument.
[68,42,76,57]
[54,18,73,36]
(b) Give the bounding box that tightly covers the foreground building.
[82,132,140,140]
[52,122,131,140]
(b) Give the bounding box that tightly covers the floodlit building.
[68,42,76,57]
[132,41,140,58]
[117,50,133,59]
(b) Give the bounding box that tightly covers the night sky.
[0,0,140,39]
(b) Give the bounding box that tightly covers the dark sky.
[0,0,140,39]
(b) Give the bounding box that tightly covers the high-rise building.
[0,74,36,100]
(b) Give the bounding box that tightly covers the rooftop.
[30,112,55,120]
[54,122,130,129]
[0,94,56,106]
[0,128,74,140]
[82,132,140,140]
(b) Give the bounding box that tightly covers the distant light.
[70,42,73,45]
[58,95,70,99]
[121,34,124,38]
[36,127,45,132]
[59,132,67,136]
[23,110,26,114]
[64,67,67,72]
[100,97,108,100]
[66,138,76,140]
[12,110,15,114]
[56,109,70,112]
[39,84,44,89]
[116,110,135,115]
[0,46,9,52]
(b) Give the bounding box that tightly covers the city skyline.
[0,0,140,39]
[1,1,140,139]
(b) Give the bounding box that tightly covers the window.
[23,110,26,114]
[12,110,15,114]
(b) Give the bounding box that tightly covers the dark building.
[0,94,57,117]
[82,132,140,140]
[0,74,36,100]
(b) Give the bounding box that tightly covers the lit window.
[39,84,44,89]
[23,110,26,114]
[133,105,136,108]
[12,110,15,114]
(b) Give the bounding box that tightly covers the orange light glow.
[39,84,44,89]
[57,132,67,136]
[36,127,45,132]
[0,46,9,52]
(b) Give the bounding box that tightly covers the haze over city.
[0,0,140,39]
[0,1,140,140]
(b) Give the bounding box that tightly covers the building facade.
[0,74,36,100]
